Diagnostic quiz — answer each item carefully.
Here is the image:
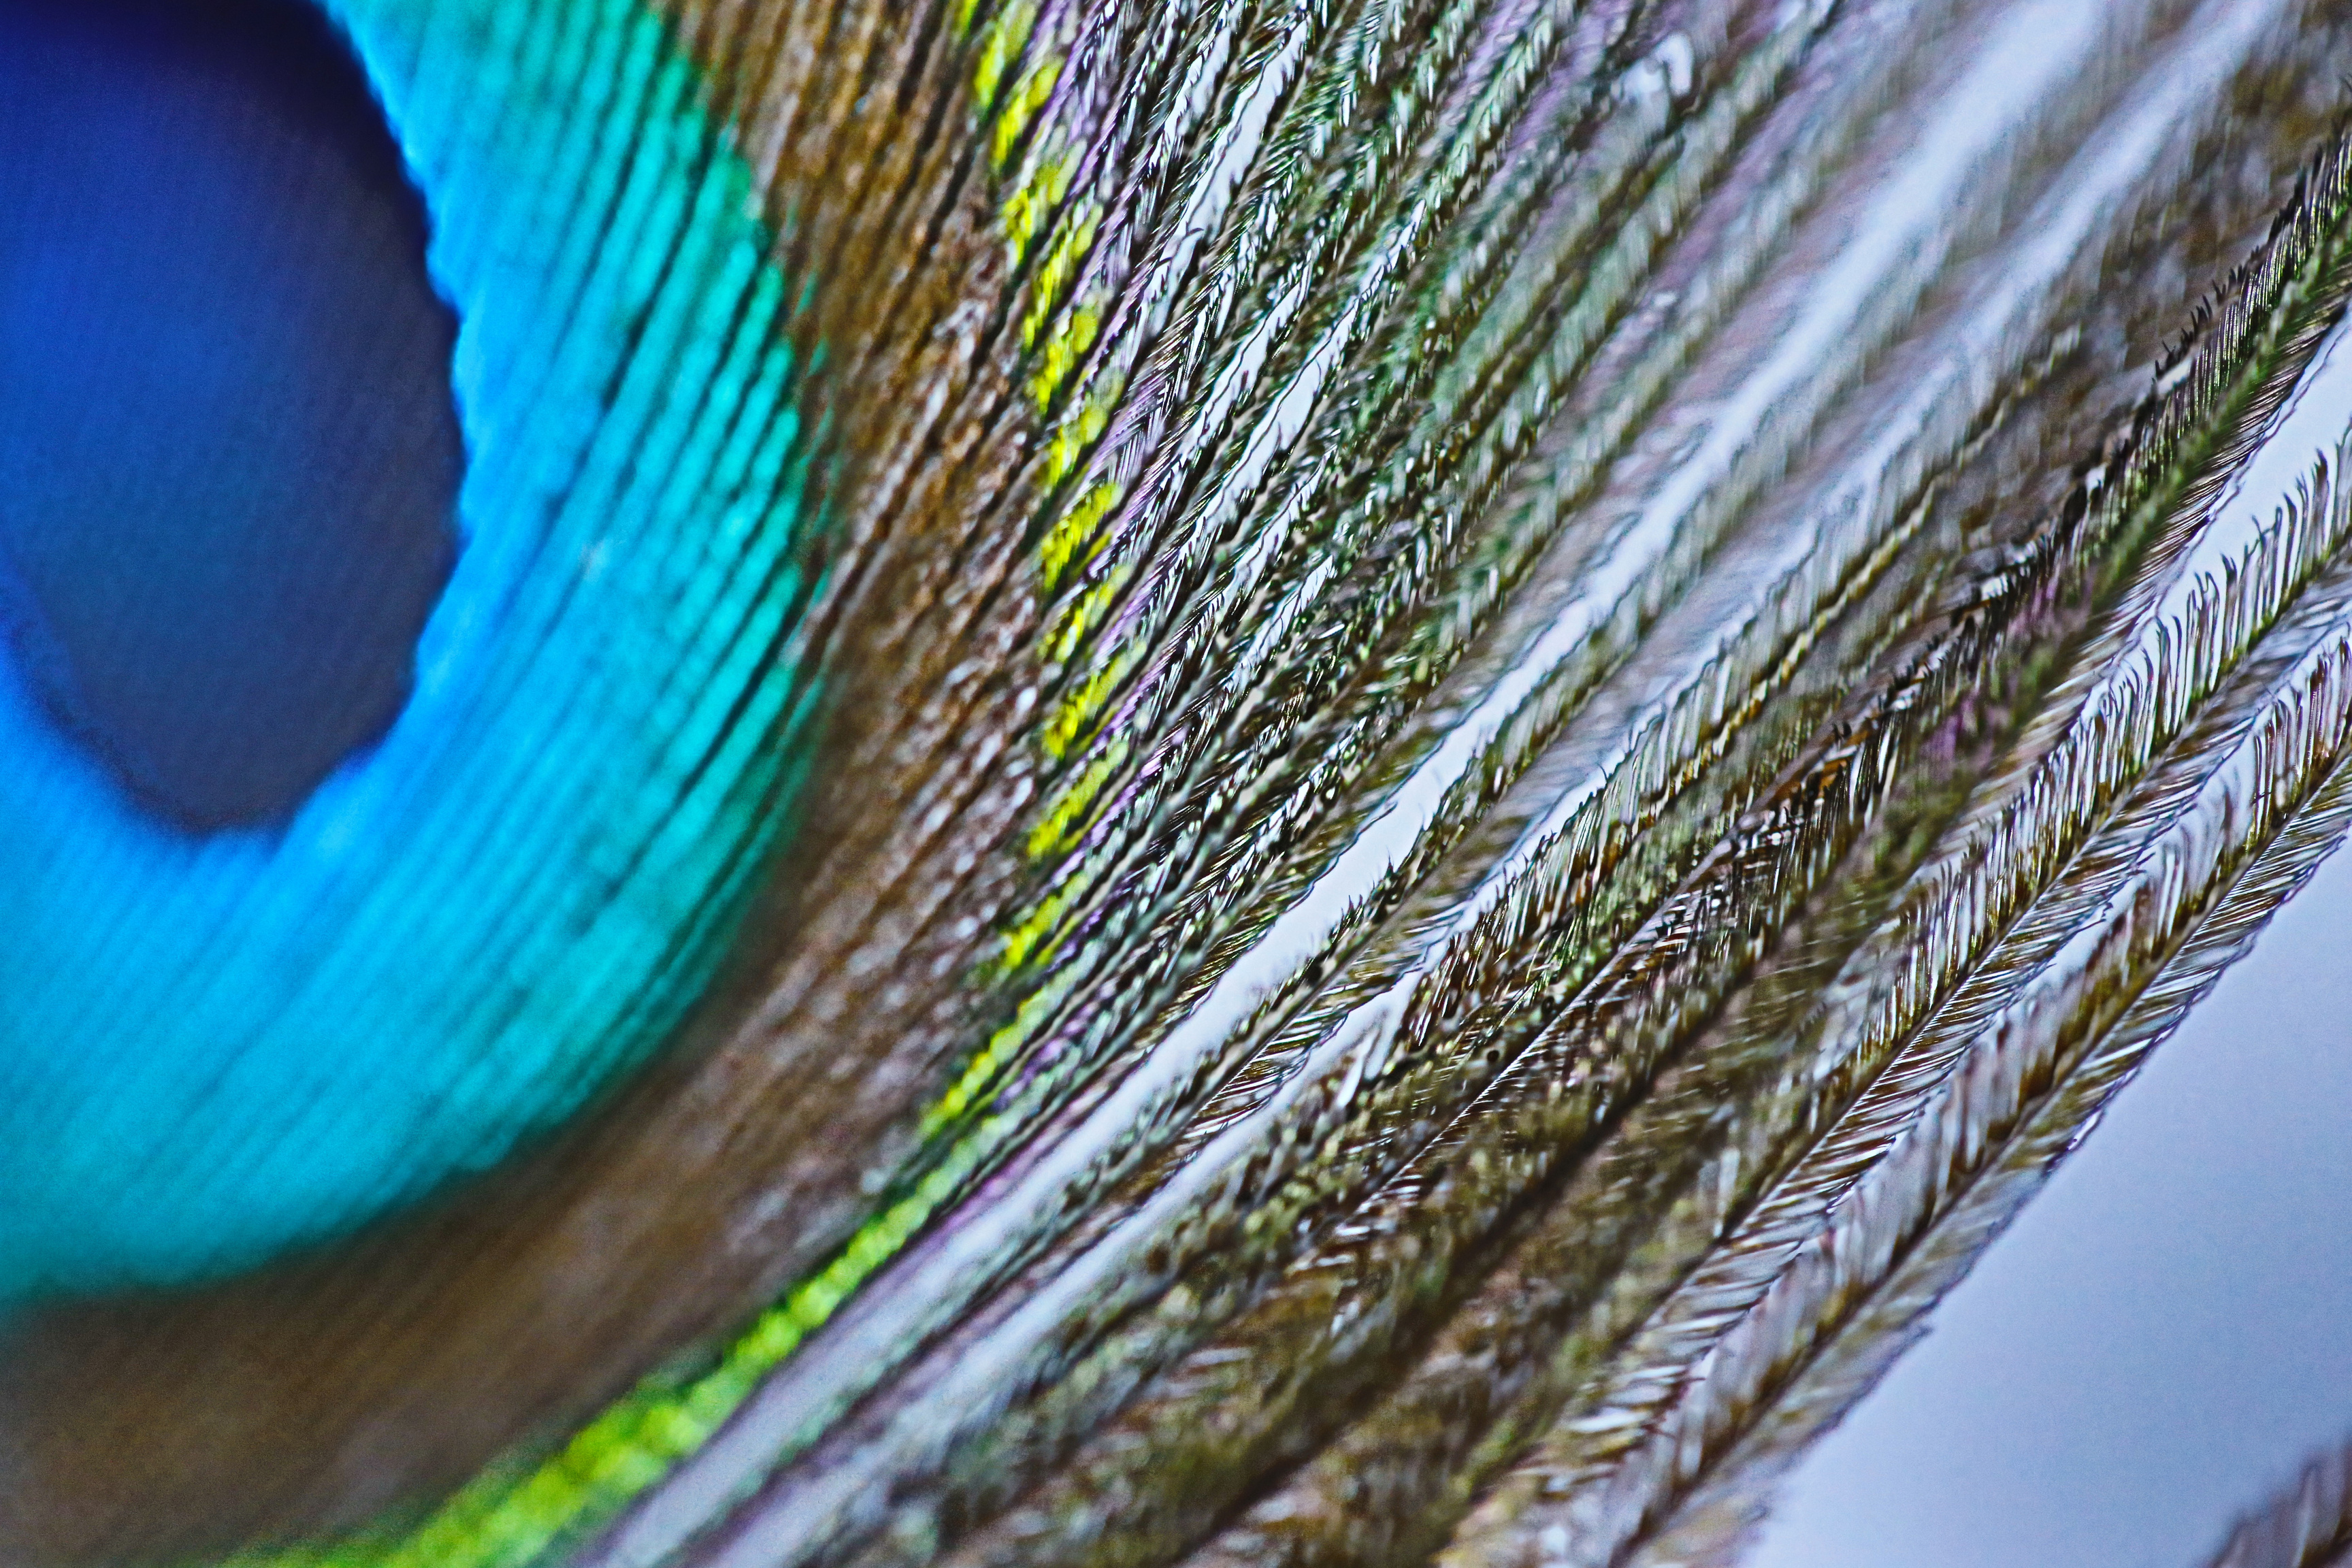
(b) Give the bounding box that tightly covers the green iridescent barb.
[7,0,2352,1565]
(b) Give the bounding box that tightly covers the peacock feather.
[2198,1435,2352,1568]
[1,0,2347,1564]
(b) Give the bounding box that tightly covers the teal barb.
[7,0,2352,1566]
[0,0,817,1296]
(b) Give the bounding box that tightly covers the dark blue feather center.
[0,0,461,831]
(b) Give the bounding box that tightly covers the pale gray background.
[1744,842,2352,1568]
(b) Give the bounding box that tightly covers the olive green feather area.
[10,0,2352,1565]
[640,2,2352,1558]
